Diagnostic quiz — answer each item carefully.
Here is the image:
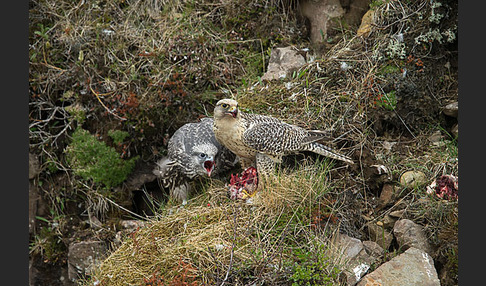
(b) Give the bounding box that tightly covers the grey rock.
[261,47,306,81]
[357,247,440,286]
[443,101,458,118]
[300,0,370,43]
[362,241,384,261]
[428,131,443,145]
[330,233,379,285]
[332,232,364,260]
[68,241,108,282]
[393,219,434,255]
[400,170,427,188]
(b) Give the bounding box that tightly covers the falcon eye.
[199,153,207,158]
[221,103,229,108]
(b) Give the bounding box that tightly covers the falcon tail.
[302,130,331,144]
[305,142,354,164]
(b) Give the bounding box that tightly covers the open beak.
[203,160,215,177]
[227,106,237,118]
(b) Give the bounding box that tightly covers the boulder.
[362,241,384,261]
[261,47,306,81]
[357,247,440,286]
[300,0,370,43]
[67,241,108,282]
[393,219,434,255]
[330,233,379,285]
[300,0,345,43]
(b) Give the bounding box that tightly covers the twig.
[89,82,127,121]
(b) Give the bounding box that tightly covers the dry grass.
[85,160,350,285]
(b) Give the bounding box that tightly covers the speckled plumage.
[153,117,237,203]
[213,99,353,175]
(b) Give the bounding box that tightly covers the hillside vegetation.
[29,0,458,285]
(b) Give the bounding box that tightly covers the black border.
[458,1,481,285]
[5,1,29,285]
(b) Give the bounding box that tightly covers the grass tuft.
[85,160,350,285]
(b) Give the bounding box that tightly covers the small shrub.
[66,128,138,188]
[376,90,397,111]
[30,223,66,264]
[290,246,342,286]
[108,129,130,145]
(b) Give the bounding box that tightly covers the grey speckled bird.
[153,117,237,204]
[213,98,353,176]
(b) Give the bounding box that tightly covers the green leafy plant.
[66,128,138,188]
[34,23,50,40]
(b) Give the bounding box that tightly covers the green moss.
[108,129,130,145]
[379,64,401,75]
[66,128,138,188]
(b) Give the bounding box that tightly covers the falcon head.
[214,98,239,119]
[190,143,219,177]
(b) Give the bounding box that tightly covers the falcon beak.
[203,160,215,177]
[227,106,238,118]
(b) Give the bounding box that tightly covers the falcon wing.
[242,122,309,155]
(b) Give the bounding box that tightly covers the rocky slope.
[29,0,458,285]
